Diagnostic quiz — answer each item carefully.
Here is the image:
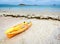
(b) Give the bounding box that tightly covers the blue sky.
[0,0,60,5]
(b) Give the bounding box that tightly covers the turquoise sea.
[0,4,60,12]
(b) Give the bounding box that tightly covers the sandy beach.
[0,10,60,21]
[0,0,60,44]
[0,10,60,16]
[0,17,60,44]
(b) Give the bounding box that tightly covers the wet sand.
[0,17,60,44]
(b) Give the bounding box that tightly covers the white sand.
[0,10,60,18]
[0,17,60,44]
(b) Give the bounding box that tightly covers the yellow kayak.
[5,21,32,38]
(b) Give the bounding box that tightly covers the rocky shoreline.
[0,14,60,21]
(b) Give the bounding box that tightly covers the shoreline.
[0,14,60,21]
[0,5,60,44]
